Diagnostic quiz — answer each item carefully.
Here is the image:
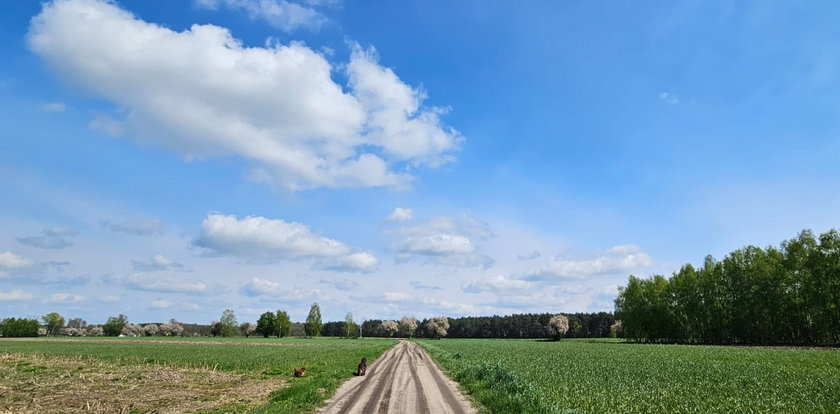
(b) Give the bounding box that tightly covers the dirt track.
[318,340,476,414]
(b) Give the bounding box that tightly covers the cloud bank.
[29,0,462,189]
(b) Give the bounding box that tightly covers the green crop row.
[0,337,395,413]
[417,339,840,414]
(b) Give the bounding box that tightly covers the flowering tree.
[240,322,256,338]
[425,316,450,339]
[381,320,399,337]
[159,322,184,337]
[399,316,417,338]
[548,314,569,341]
[144,324,159,336]
[87,326,104,336]
[121,323,142,337]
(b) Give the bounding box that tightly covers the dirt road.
[318,340,476,414]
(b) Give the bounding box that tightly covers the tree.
[88,326,104,336]
[425,316,450,339]
[41,312,65,336]
[240,322,256,338]
[103,314,128,336]
[219,309,238,337]
[159,321,184,337]
[548,314,569,340]
[344,312,357,338]
[144,324,159,336]
[121,323,142,337]
[0,318,39,337]
[276,310,292,338]
[399,316,417,338]
[256,312,277,338]
[67,318,87,329]
[210,321,222,337]
[381,320,398,337]
[304,303,322,337]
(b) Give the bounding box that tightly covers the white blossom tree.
[143,324,159,336]
[381,320,399,337]
[159,322,184,337]
[548,314,569,341]
[399,316,417,338]
[425,316,450,339]
[121,323,142,337]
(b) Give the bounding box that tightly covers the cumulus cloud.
[131,254,186,272]
[387,207,413,222]
[462,274,533,294]
[0,251,34,271]
[49,293,84,303]
[17,227,76,249]
[240,277,319,300]
[391,213,494,268]
[119,273,209,293]
[195,214,377,272]
[0,289,33,301]
[28,0,461,189]
[100,218,165,236]
[195,0,326,32]
[524,244,654,281]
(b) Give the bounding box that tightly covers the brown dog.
[293,367,306,377]
[356,358,367,376]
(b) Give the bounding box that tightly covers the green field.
[417,339,840,414]
[0,337,395,413]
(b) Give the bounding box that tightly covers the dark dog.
[293,367,306,377]
[356,357,367,376]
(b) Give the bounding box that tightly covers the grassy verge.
[0,337,396,413]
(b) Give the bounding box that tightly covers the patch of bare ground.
[0,353,285,413]
[0,337,322,347]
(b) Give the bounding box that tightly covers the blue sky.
[2,0,839,325]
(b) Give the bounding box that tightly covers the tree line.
[2,302,618,340]
[359,312,615,339]
[614,229,840,345]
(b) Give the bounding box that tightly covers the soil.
[318,340,476,414]
[0,353,285,413]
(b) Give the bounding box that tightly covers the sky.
[2,0,840,325]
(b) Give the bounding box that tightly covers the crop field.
[417,339,840,414]
[0,337,395,413]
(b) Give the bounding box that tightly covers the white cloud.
[391,214,494,268]
[240,277,319,300]
[524,244,654,281]
[659,91,679,105]
[196,0,326,32]
[462,274,533,294]
[387,207,413,222]
[50,293,85,303]
[351,291,411,303]
[100,218,165,236]
[151,299,171,309]
[0,289,33,301]
[42,102,66,112]
[132,254,186,272]
[28,0,461,189]
[17,227,76,249]
[195,214,377,272]
[121,273,209,293]
[0,252,34,270]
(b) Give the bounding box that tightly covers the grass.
[0,337,395,413]
[416,338,840,414]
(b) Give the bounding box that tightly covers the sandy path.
[318,340,476,414]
